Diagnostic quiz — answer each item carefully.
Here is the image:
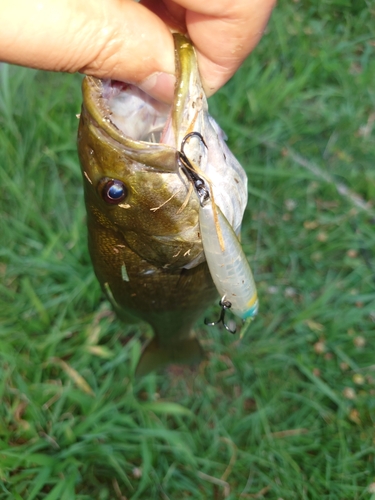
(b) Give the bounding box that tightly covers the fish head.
[78,34,248,271]
[78,80,203,269]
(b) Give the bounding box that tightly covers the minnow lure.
[199,199,259,319]
[179,132,259,332]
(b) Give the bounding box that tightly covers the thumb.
[0,0,176,102]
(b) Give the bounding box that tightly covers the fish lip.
[172,34,208,147]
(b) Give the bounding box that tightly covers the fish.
[77,33,251,376]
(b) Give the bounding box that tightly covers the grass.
[1,1,375,498]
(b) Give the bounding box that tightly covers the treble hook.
[180,131,207,155]
[178,132,210,206]
[204,298,237,334]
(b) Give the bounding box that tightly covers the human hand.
[0,0,275,103]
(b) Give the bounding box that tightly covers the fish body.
[77,34,249,375]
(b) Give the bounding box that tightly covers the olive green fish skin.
[77,37,218,359]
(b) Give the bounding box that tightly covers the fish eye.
[101,179,127,204]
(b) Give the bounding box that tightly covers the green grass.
[1,1,375,498]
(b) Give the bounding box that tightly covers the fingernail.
[138,72,176,104]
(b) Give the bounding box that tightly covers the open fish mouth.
[92,33,204,151]
[80,33,211,166]
[101,80,173,145]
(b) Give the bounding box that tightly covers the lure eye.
[101,179,127,204]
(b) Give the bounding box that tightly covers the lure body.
[199,199,258,320]
[179,132,258,322]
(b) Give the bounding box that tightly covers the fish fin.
[135,336,205,377]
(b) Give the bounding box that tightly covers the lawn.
[1,1,375,499]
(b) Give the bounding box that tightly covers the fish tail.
[135,336,205,377]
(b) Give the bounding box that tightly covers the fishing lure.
[178,133,259,333]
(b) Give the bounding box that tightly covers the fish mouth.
[100,80,172,145]
[80,33,206,172]
[80,75,177,173]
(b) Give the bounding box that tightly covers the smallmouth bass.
[77,34,249,376]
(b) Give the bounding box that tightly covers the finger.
[142,0,276,97]
[0,0,176,102]
[183,0,276,96]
